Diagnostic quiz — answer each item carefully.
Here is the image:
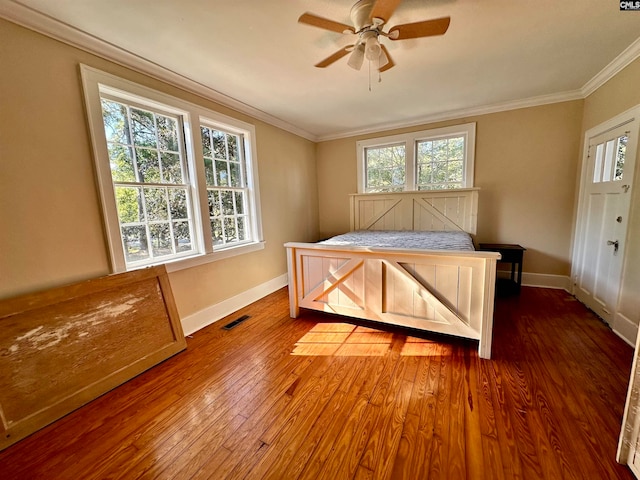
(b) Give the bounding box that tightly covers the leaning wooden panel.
[0,265,186,451]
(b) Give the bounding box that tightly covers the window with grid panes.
[101,97,196,266]
[82,65,264,273]
[356,123,475,193]
[201,125,250,246]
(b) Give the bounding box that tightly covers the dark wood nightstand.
[478,243,526,293]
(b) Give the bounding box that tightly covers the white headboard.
[349,188,479,235]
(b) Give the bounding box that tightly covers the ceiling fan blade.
[370,0,403,23]
[298,13,355,34]
[379,45,395,72]
[315,46,354,68]
[388,17,451,40]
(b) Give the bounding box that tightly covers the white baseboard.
[614,312,639,347]
[497,270,571,291]
[180,273,288,336]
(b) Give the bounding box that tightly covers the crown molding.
[0,0,319,142]
[2,1,639,144]
[316,89,585,142]
[581,36,640,98]
[317,34,640,142]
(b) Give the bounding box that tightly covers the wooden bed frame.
[285,189,500,359]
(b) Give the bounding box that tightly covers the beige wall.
[0,19,319,319]
[3,14,639,325]
[317,102,584,276]
[581,57,640,329]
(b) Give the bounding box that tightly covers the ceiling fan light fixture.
[364,35,381,61]
[347,43,365,70]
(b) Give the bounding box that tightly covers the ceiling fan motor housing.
[351,0,377,32]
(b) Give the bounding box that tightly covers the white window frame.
[356,123,476,193]
[81,65,264,273]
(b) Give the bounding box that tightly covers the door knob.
[607,240,619,254]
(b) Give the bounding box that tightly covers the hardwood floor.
[0,286,635,479]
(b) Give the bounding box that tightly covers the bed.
[284,189,500,359]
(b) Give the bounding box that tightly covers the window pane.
[418,162,432,185]
[101,100,130,144]
[230,162,241,187]
[169,188,188,220]
[144,188,168,221]
[593,143,604,183]
[224,217,237,243]
[122,225,149,263]
[157,115,178,152]
[449,137,464,158]
[108,144,135,182]
[603,140,615,182]
[135,148,161,183]
[213,130,226,158]
[201,127,212,157]
[237,216,247,241]
[149,223,172,257]
[161,152,182,183]
[204,157,215,186]
[173,221,192,252]
[616,135,627,181]
[235,191,245,215]
[216,160,229,186]
[221,190,234,215]
[208,190,220,217]
[211,219,223,245]
[115,186,144,223]
[227,134,238,161]
[448,160,463,182]
[131,108,157,148]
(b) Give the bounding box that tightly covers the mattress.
[318,230,475,251]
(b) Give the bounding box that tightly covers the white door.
[573,114,638,329]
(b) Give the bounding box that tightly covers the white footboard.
[285,243,499,359]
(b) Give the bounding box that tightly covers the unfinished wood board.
[0,265,186,451]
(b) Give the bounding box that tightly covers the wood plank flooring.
[0,286,635,479]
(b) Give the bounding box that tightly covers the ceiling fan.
[298,0,450,73]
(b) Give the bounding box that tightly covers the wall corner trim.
[582,37,640,98]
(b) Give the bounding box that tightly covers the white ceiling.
[3,0,640,140]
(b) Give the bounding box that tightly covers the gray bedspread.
[318,230,475,251]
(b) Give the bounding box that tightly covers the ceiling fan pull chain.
[368,60,372,92]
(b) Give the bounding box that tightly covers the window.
[592,133,628,183]
[101,98,196,266]
[82,65,263,272]
[201,124,250,246]
[357,123,475,193]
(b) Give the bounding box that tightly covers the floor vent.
[222,315,250,330]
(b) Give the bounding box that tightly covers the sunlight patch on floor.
[291,322,441,357]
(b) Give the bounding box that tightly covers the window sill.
[164,241,266,273]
